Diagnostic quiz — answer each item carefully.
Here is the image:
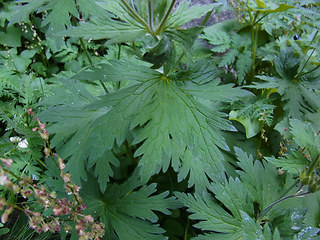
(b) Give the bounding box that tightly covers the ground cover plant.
[0,0,319,239]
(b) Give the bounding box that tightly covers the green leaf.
[81,173,180,240]
[165,26,204,50]
[235,147,293,210]
[256,0,267,9]
[219,49,239,67]
[250,49,320,119]
[131,79,231,191]
[201,30,231,53]
[265,119,320,175]
[41,0,78,33]
[10,0,78,35]
[0,25,22,47]
[164,2,219,29]
[175,192,243,238]
[64,20,146,44]
[265,151,309,175]
[43,59,244,191]
[181,78,252,102]
[289,119,320,158]
[229,110,261,138]
[9,0,46,24]
[38,80,119,188]
[256,3,294,13]
[236,50,253,84]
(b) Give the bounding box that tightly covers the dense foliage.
[0,0,319,239]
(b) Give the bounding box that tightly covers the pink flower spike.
[32,127,38,132]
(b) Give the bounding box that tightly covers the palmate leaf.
[250,48,320,119]
[81,172,181,240]
[40,60,249,192]
[176,148,296,239]
[107,60,249,191]
[131,79,234,191]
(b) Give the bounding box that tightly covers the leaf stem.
[298,64,320,77]
[295,30,319,78]
[79,37,109,93]
[120,0,151,32]
[184,217,189,240]
[278,179,300,199]
[306,153,320,176]
[250,12,260,79]
[71,16,109,93]
[155,0,176,35]
[148,0,154,32]
[258,190,311,219]
[79,38,94,67]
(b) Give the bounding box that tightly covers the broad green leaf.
[81,173,180,240]
[41,59,244,192]
[181,79,252,102]
[164,2,219,29]
[73,60,159,83]
[131,79,232,191]
[63,20,146,44]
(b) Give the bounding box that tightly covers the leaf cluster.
[0,0,320,239]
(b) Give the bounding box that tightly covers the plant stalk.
[295,30,319,78]
[79,38,94,67]
[120,0,151,32]
[258,190,311,219]
[148,0,154,32]
[306,153,320,176]
[79,36,108,93]
[155,0,176,35]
